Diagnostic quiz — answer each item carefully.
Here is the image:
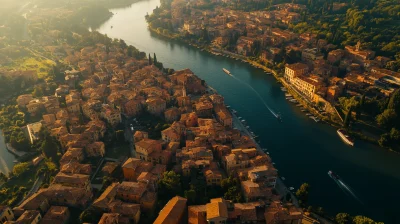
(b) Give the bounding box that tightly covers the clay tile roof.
[122,158,142,169]
[154,196,188,224]
[206,199,228,220]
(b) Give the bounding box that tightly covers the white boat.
[306,113,312,116]
[241,119,246,122]
[337,129,355,146]
[232,110,237,113]
[312,117,320,122]
[266,152,270,155]
[289,187,295,191]
[285,93,292,97]
[285,97,293,100]
[246,126,250,129]
[222,68,232,76]
[238,117,242,119]
[281,177,285,180]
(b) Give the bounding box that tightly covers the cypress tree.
[154,53,157,64]
[148,53,152,65]
[343,107,352,128]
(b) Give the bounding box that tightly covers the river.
[0,132,16,175]
[96,0,400,222]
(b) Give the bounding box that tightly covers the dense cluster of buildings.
[6,39,309,224]
[154,0,399,110]
[284,41,399,107]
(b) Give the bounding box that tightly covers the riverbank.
[207,86,300,207]
[147,25,392,152]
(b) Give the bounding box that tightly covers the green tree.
[352,215,383,224]
[343,107,353,128]
[158,171,182,198]
[387,89,400,114]
[376,109,397,129]
[295,183,310,205]
[12,162,29,177]
[184,188,197,204]
[148,53,152,65]
[335,213,351,224]
[79,206,102,223]
[40,134,60,161]
[153,53,157,64]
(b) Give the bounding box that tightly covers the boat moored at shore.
[337,129,355,146]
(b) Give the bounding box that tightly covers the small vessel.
[276,114,282,122]
[305,113,312,116]
[285,97,293,100]
[289,187,294,191]
[337,129,355,146]
[238,117,242,119]
[312,117,320,123]
[281,177,285,181]
[328,170,340,180]
[241,119,246,122]
[246,126,250,129]
[301,109,306,112]
[285,93,292,97]
[232,110,237,114]
[223,68,231,75]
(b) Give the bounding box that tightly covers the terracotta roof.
[154,196,188,224]
[206,199,228,220]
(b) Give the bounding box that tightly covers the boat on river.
[337,129,354,146]
[285,93,292,97]
[223,68,233,77]
[328,170,340,181]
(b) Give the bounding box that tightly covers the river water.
[0,132,16,175]
[96,0,400,222]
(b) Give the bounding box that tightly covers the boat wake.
[226,72,280,119]
[330,174,364,205]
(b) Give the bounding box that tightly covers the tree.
[79,206,102,223]
[343,107,352,128]
[295,183,310,205]
[335,213,351,224]
[148,53,152,65]
[32,86,44,97]
[13,162,29,177]
[387,89,400,114]
[158,171,182,199]
[184,188,197,204]
[378,133,390,147]
[40,134,60,161]
[153,53,157,64]
[352,215,383,224]
[376,109,397,129]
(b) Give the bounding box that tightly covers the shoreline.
[206,87,300,207]
[147,25,393,153]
